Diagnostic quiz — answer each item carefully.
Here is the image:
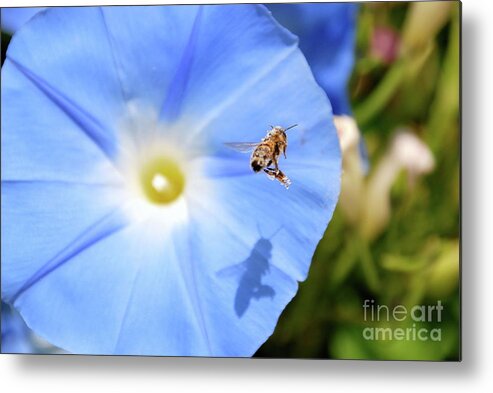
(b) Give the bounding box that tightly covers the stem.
[354,61,407,125]
[356,235,381,294]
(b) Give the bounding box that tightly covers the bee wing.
[224,142,260,153]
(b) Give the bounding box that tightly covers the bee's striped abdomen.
[250,143,273,172]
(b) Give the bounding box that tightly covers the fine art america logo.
[362,299,443,342]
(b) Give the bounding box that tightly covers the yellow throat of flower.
[140,156,186,205]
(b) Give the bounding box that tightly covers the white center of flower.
[116,105,211,224]
[151,173,170,192]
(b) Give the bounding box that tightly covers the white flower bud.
[361,130,434,241]
[334,116,366,224]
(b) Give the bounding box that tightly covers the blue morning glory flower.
[1,7,46,34]
[1,5,341,356]
[267,3,358,115]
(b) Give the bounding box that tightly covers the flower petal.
[1,301,32,353]
[161,4,300,135]
[194,48,336,151]
[95,6,204,116]
[267,3,358,115]
[1,60,122,183]
[4,7,132,159]
[11,221,216,355]
[1,182,126,301]
[1,7,46,34]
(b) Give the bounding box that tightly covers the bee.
[225,124,298,189]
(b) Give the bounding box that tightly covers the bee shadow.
[216,237,276,318]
